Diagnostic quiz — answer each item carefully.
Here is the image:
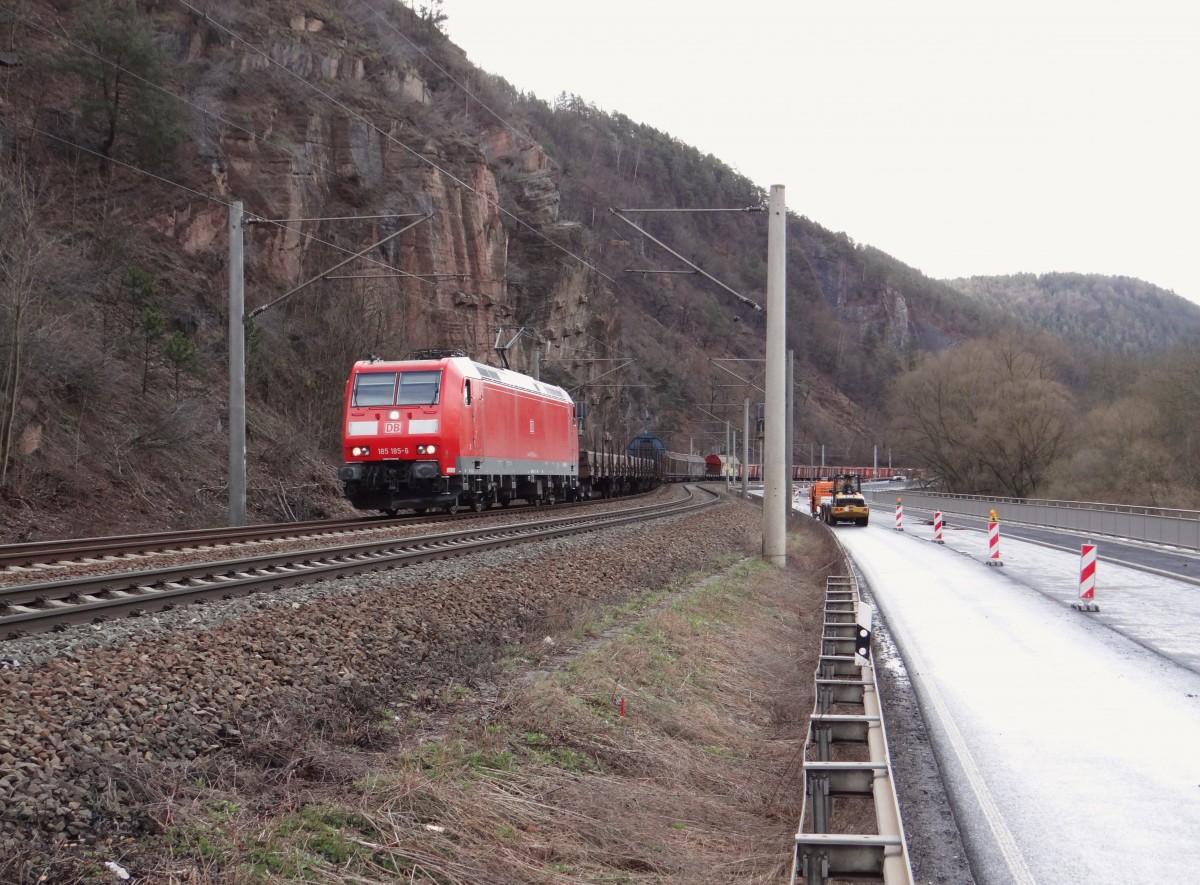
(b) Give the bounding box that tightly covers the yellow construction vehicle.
[810,473,869,526]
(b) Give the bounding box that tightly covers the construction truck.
[809,473,869,526]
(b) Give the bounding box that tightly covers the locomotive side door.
[464,377,479,457]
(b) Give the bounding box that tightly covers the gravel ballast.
[2,493,972,884]
[0,493,763,874]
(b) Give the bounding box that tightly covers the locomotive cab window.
[397,370,441,405]
[353,372,398,407]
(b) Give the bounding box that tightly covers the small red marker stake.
[619,697,625,717]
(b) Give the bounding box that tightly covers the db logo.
[529,419,536,433]
[383,422,402,434]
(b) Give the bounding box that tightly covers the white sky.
[441,0,1200,305]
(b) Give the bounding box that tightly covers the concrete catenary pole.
[731,428,738,489]
[725,422,731,489]
[786,348,794,505]
[742,398,750,498]
[228,201,247,528]
[763,184,787,565]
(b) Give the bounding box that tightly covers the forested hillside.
[947,273,1200,355]
[2,0,1199,544]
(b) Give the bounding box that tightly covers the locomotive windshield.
[352,370,442,406]
[396,370,441,405]
[353,372,398,406]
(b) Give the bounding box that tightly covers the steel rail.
[0,493,631,571]
[1,488,719,639]
[0,515,402,569]
[0,495,687,607]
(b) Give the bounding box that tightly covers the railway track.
[0,514,392,570]
[0,494,633,573]
[1,487,718,640]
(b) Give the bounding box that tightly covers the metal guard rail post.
[790,575,913,885]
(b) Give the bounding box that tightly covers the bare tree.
[1048,396,1169,505]
[890,336,1074,497]
[0,168,55,489]
[1145,349,1200,490]
[1043,348,1200,508]
[416,0,448,39]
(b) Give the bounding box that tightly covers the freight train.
[578,448,659,499]
[742,464,907,482]
[627,434,707,482]
[338,353,661,514]
[705,453,741,479]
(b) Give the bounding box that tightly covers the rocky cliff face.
[0,0,623,539]
[119,4,592,383]
[810,244,912,353]
[150,4,594,375]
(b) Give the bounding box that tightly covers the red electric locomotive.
[338,351,580,514]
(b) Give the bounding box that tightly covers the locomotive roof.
[352,357,572,403]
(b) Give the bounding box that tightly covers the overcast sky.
[441,0,1199,305]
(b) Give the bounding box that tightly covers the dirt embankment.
[2,495,857,883]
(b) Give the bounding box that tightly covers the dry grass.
[86,522,840,884]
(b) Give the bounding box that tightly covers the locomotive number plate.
[382,447,411,456]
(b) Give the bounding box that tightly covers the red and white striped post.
[895,498,904,532]
[1073,543,1100,612]
[986,508,1003,566]
[933,511,944,544]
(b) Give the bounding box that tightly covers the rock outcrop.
[152,8,591,373]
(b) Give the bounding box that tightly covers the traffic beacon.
[1072,544,1100,612]
[986,508,1003,566]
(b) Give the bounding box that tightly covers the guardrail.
[790,575,912,885]
[864,489,1200,551]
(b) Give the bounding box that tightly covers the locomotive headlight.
[388,410,400,420]
[417,444,437,455]
[352,446,371,457]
